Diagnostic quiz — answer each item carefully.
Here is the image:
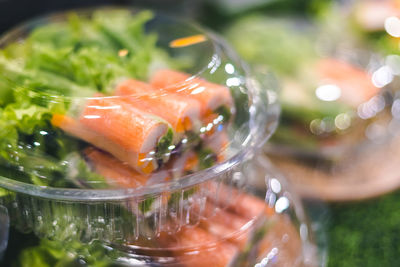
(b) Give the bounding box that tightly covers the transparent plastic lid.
[225,15,398,163]
[0,154,317,267]
[0,9,318,267]
[224,8,400,201]
[0,8,276,199]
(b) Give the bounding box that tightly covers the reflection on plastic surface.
[259,0,400,201]
[384,16,400,37]
[0,8,275,194]
[315,84,341,102]
[0,7,295,267]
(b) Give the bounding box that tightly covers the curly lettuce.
[0,10,164,188]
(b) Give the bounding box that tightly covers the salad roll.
[52,95,173,174]
[115,79,201,134]
[316,58,380,107]
[151,69,234,122]
[158,226,239,267]
[84,147,170,188]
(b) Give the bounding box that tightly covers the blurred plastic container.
[224,14,400,201]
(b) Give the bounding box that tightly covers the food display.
[0,9,236,187]
[1,176,310,267]
[225,15,396,161]
[223,12,400,200]
[0,8,315,267]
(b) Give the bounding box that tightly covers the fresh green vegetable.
[156,128,174,160]
[9,234,123,267]
[24,10,157,88]
[215,105,232,122]
[197,148,217,170]
[224,15,316,75]
[0,10,164,187]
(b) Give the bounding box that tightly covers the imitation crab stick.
[203,196,303,265]
[115,79,201,134]
[84,148,169,188]
[52,95,173,174]
[208,184,270,220]
[200,204,249,248]
[150,70,234,119]
[84,148,147,188]
[316,58,380,107]
[158,226,238,267]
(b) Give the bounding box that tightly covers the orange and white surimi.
[84,148,170,188]
[158,226,238,267]
[84,148,148,188]
[150,69,234,118]
[52,94,170,174]
[316,58,380,107]
[115,79,201,134]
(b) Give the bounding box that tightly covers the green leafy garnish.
[15,238,122,267]
[215,105,232,122]
[156,128,174,160]
[198,148,217,170]
[0,10,166,188]
[139,196,156,214]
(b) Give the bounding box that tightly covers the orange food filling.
[184,154,199,171]
[169,34,207,48]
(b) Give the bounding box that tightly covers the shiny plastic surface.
[1,155,317,267]
[0,8,319,267]
[0,8,277,195]
[224,13,400,200]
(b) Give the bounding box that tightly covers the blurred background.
[0,0,321,34]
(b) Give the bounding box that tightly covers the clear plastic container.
[224,15,400,200]
[0,7,316,266]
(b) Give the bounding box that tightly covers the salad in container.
[0,7,316,266]
[224,14,400,200]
